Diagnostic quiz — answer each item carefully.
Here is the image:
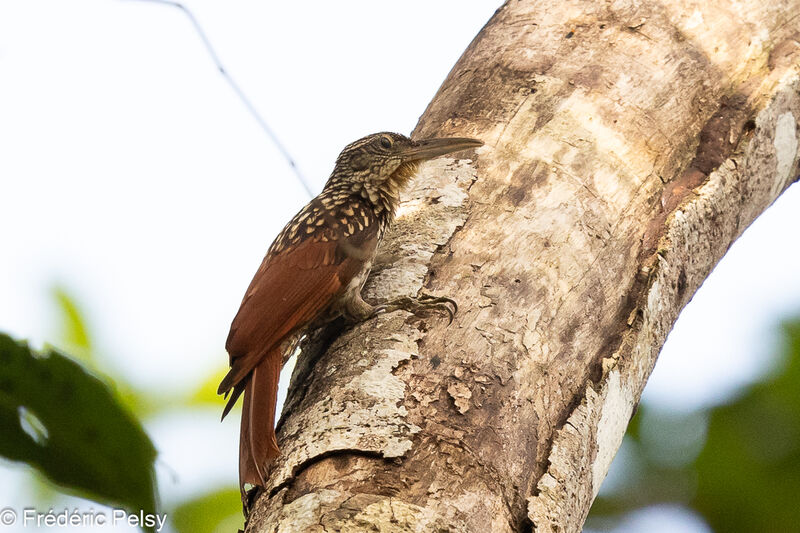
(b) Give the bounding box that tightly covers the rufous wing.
[219,233,373,398]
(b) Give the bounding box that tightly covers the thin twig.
[123,0,315,197]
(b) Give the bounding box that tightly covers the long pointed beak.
[399,137,483,162]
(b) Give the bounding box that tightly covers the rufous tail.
[238,350,282,491]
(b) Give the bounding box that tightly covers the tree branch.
[244,0,800,531]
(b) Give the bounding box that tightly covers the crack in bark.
[269,448,385,500]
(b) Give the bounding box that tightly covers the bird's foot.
[374,293,457,323]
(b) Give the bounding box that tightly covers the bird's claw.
[375,293,457,324]
[416,293,458,322]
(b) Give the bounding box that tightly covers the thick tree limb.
[245,1,800,531]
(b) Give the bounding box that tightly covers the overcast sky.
[1,1,799,532]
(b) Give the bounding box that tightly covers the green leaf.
[0,333,158,528]
[171,487,243,533]
[51,286,95,366]
[49,287,174,420]
[691,319,800,532]
[186,367,234,409]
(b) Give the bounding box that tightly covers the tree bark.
[244,1,800,531]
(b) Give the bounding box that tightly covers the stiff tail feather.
[238,350,282,490]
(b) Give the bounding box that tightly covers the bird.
[218,131,482,495]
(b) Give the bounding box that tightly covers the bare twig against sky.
[124,0,315,198]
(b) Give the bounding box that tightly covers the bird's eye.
[379,136,393,149]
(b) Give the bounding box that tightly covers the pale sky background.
[1,1,798,532]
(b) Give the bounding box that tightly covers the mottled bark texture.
[246,1,800,531]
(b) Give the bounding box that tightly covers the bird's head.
[328,132,482,205]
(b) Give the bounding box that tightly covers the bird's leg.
[343,292,377,322]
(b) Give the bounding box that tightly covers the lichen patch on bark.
[774,112,798,188]
[247,488,459,533]
[366,157,479,303]
[267,313,424,495]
